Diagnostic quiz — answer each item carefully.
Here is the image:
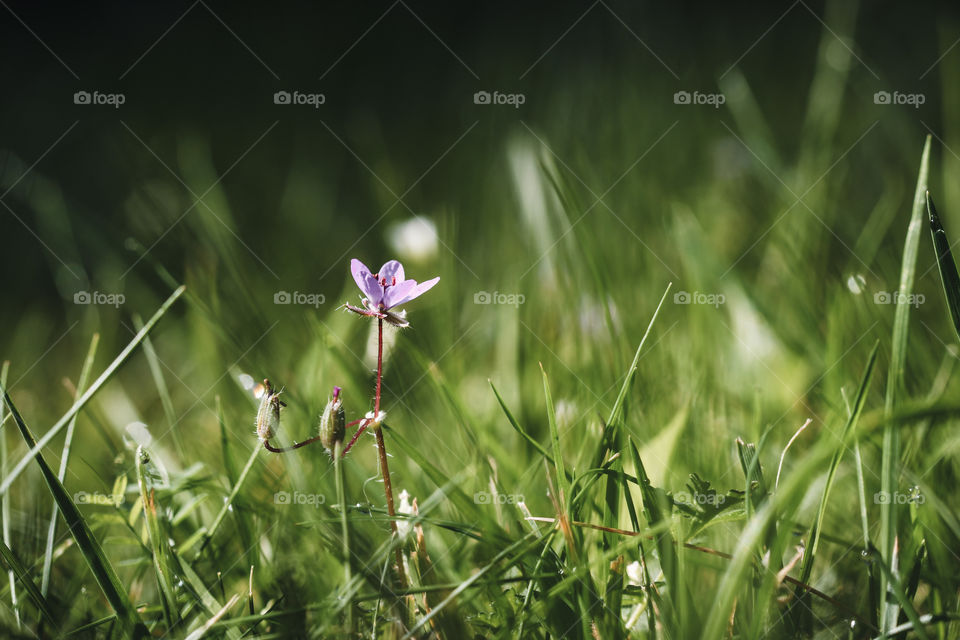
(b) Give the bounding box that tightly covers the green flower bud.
[319,386,346,452]
[255,379,282,441]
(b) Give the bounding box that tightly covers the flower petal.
[351,259,373,291]
[378,260,405,285]
[362,275,384,306]
[382,279,416,309]
[351,259,385,304]
[387,276,439,308]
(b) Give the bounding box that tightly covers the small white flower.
[364,410,387,429]
[396,489,414,539]
[626,561,644,587]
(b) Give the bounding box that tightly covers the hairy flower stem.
[374,318,406,588]
[265,419,365,454]
[341,420,370,455]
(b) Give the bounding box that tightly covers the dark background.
[3,1,956,313]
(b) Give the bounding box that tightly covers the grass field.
[3,2,960,638]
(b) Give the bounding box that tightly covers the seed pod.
[255,379,282,441]
[319,386,346,451]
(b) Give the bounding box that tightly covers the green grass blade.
[881,135,930,632]
[211,395,256,568]
[604,282,672,436]
[489,380,554,463]
[0,360,20,628]
[41,333,99,597]
[136,446,180,627]
[927,192,960,342]
[383,424,494,528]
[703,438,839,639]
[134,313,185,459]
[626,435,687,635]
[0,537,56,627]
[192,443,260,558]
[590,282,671,623]
[540,364,569,513]
[0,284,186,497]
[0,389,147,637]
[795,342,878,588]
[869,545,931,640]
[184,593,240,640]
[401,529,542,640]
[216,395,238,484]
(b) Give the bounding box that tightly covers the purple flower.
[346,258,439,327]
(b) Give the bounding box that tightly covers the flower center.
[374,274,397,288]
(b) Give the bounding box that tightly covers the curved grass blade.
[927,192,960,342]
[489,380,554,463]
[0,284,185,497]
[0,389,147,637]
[881,135,930,632]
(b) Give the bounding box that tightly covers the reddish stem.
[373,317,405,588]
[375,318,383,415]
[341,420,371,456]
[265,420,367,455]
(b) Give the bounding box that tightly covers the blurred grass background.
[3,0,960,636]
